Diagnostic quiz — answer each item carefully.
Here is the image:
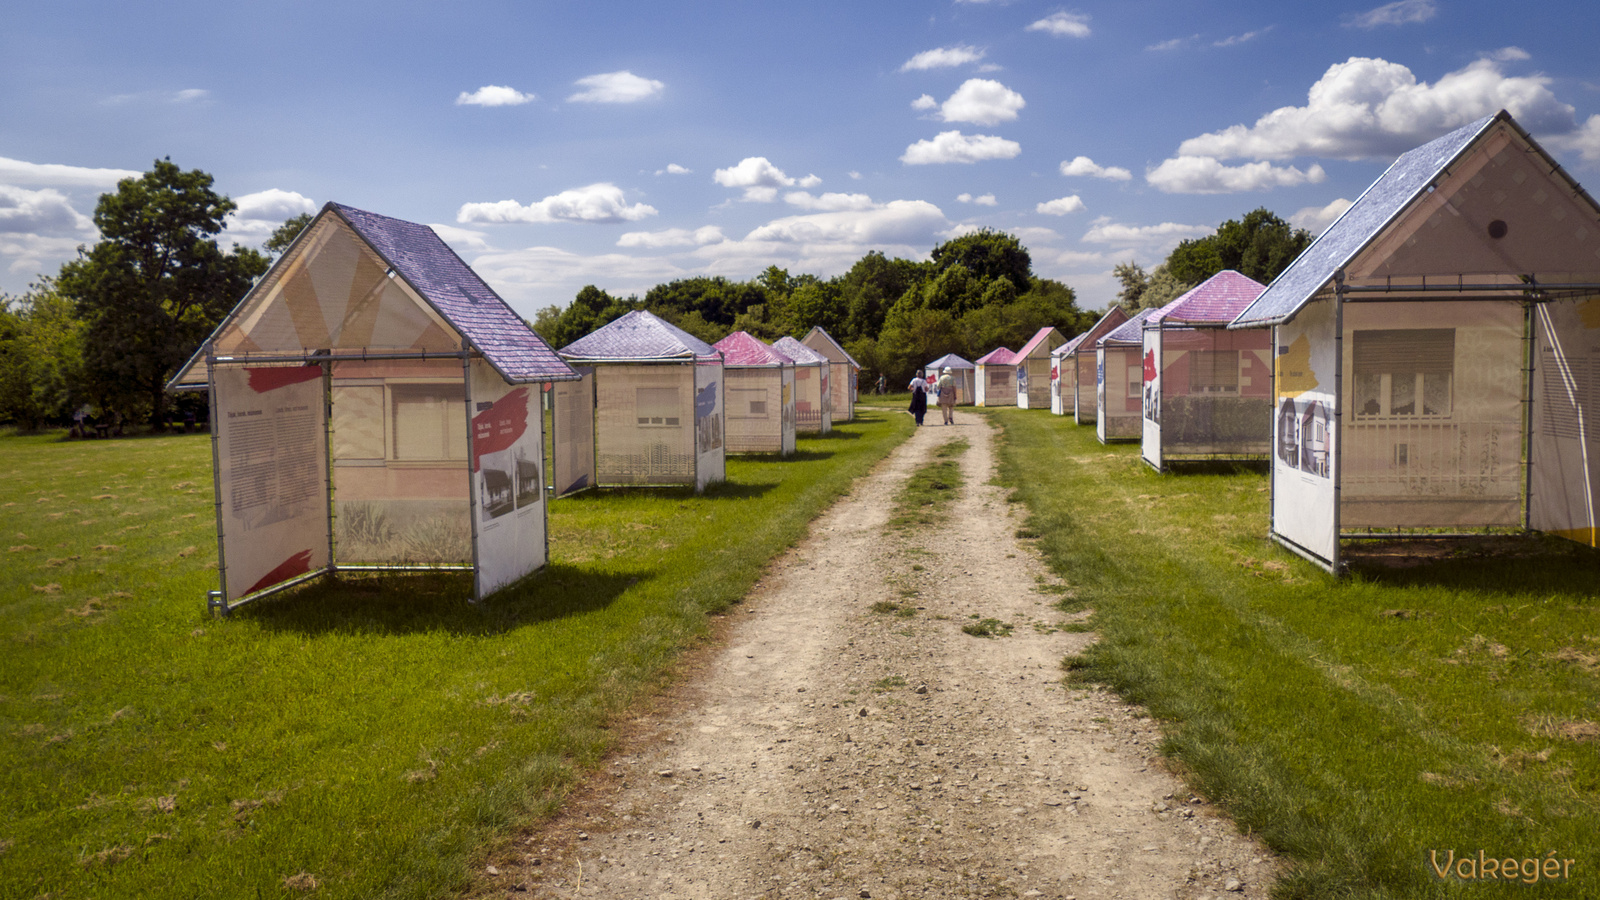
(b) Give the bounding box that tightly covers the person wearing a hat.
[936,366,957,424]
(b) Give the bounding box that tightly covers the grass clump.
[888,438,968,530]
[962,617,1014,638]
[0,410,911,900]
[989,408,1600,899]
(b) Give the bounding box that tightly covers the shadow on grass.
[1157,459,1270,477]
[777,449,836,463]
[1343,533,1600,595]
[240,563,648,636]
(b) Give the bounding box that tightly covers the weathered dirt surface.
[485,409,1279,899]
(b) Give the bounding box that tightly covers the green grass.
[888,438,968,530]
[961,617,1014,638]
[0,409,911,900]
[988,408,1600,899]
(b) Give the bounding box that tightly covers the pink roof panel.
[713,331,793,367]
[976,347,1015,365]
[1146,270,1266,327]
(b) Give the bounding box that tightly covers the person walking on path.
[936,366,957,424]
[907,372,928,426]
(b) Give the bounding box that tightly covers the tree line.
[0,156,1311,432]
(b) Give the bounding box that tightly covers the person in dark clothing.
[907,373,928,425]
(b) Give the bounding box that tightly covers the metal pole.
[464,351,483,603]
[323,359,338,575]
[1523,301,1536,532]
[1331,272,1346,575]
[206,349,231,616]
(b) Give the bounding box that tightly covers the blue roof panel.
[559,309,719,361]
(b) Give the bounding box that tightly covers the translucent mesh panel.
[1100,347,1141,439]
[594,364,697,484]
[1531,297,1600,545]
[1074,354,1097,423]
[792,363,828,433]
[725,368,789,453]
[828,362,855,422]
[329,358,471,565]
[982,366,1016,406]
[1340,301,1524,527]
[1153,327,1272,459]
[1025,359,1052,407]
[553,369,596,496]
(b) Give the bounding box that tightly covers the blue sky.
[4,0,1600,314]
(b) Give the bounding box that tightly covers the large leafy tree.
[929,229,1032,294]
[58,160,268,427]
[0,279,85,430]
[1166,207,1311,286]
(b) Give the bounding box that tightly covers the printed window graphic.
[1352,329,1454,419]
[390,383,468,461]
[636,387,682,427]
[1189,350,1240,393]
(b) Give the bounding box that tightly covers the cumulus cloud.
[656,163,692,175]
[1,233,85,279]
[616,226,726,249]
[1081,217,1213,247]
[0,185,95,235]
[567,71,664,104]
[936,79,1025,126]
[468,244,688,306]
[1027,12,1091,38]
[1489,47,1531,62]
[784,191,875,211]
[455,85,536,106]
[901,131,1021,165]
[912,94,938,111]
[457,183,658,224]
[427,223,494,254]
[1546,114,1600,165]
[233,189,316,221]
[1010,226,1060,244]
[1346,0,1436,28]
[1036,195,1086,215]
[1289,199,1354,234]
[745,200,947,245]
[103,89,211,105]
[956,193,998,206]
[1059,156,1132,180]
[0,157,140,188]
[848,171,863,180]
[713,157,805,202]
[1146,157,1327,193]
[1176,56,1576,161]
[901,45,986,72]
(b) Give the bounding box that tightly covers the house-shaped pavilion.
[714,331,796,454]
[924,353,976,406]
[974,347,1017,407]
[1229,110,1600,571]
[1141,270,1270,470]
[168,202,578,612]
[773,336,833,434]
[1053,307,1129,421]
[801,327,860,423]
[1012,326,1067,410]
[1096,309,1155,443]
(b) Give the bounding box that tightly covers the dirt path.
[492,409,1278,900]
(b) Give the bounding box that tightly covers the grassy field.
[988,408,1600,899]
[0,409,912,900]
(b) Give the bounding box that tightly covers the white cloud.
[427,223,494,254]
[746,200,947,245]
[901,45,986,72]
[798,174,822,188]
[848,171,863,180]
[1049,249,1112,267]
[0,185,95,235]
[567,71,664,104]
[1177,57,1575,161]
[174,89,209,103]
[1214,27,1271,47]
[713,157,797,201]
[0,157,140,188]
[901,131,1022,165]
[457,183,658,224]
[1036,195,1086,215]
[655,163,691,175]
[1146,157,1327,193]
[1027,12,1091,38]
[955,193,998,206]
[784,191,876,211]
[616,226,727,249]
[1289,199,1354,234]
[937,79,1025,126]
[1147,35,1198,52]
[1059,156,1132,180]
[103,89,211,105]
[912,94,938,111]
[233,189,316,221]
[469,244,688,306]
[1081,217,1213,247]
[455,85,536,107]
[1009,226,1060,244]
[0,233,84,278]
[1489,47,1531,62]
[1346,0,1436,28]
[1547,114,1600,165]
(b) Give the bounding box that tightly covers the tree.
[1165,207,1310,285]
[1114,261,1149,310]
[929,229,1032,294]
[264,212,313,257]
[57,159,268,428]
[0,279,86,430]
[530,284,636,350]
[840,251,926,342]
